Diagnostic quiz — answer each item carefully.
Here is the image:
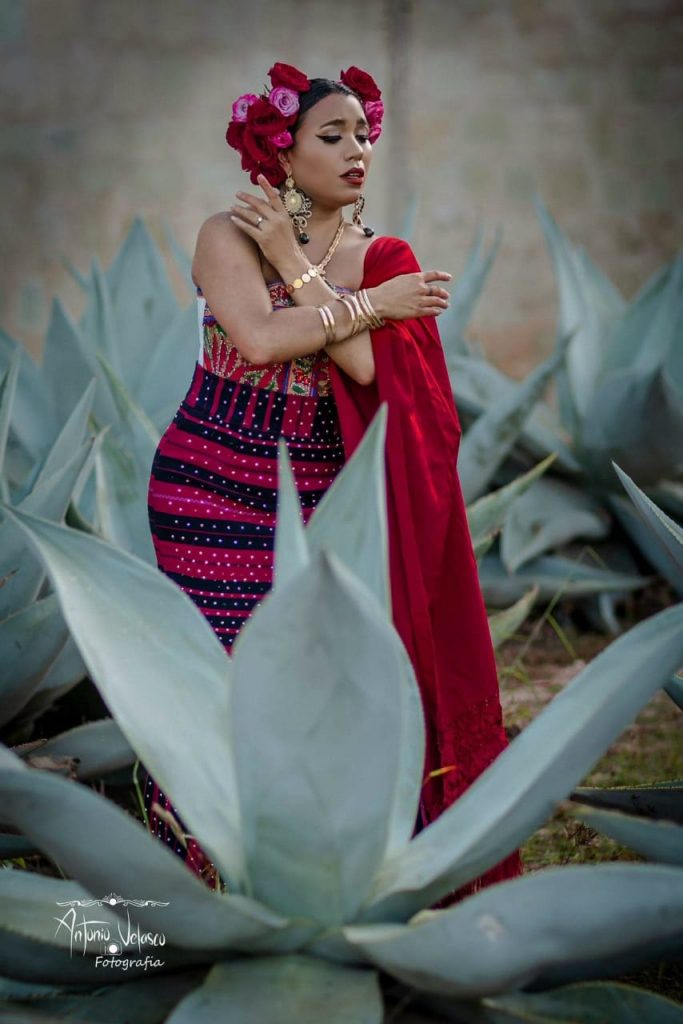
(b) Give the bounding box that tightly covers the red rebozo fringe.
[329,235,524,906]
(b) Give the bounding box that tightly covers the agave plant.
[0,348,95,746]
[0,218,197,563]
[0,409,681,1022]
[0,348,135,850]
[438,198,683,621]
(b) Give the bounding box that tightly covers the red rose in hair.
[340,65,381,101]
[268,62,311,93]
[246,97,291,137]
[226,120,246,149]
[241,127,274,165]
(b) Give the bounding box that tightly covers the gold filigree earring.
[281,172,312,244]
[352,193,375,237]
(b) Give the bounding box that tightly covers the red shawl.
[328,236,522,897]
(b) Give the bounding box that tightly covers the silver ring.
[427,284,433,295]
[255,215,264,227]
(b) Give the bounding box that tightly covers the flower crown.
[225,63,384,187]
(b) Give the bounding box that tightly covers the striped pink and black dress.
[143,278,352,888]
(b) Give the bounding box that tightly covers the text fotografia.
[53,905,167,966]
[96,953,164,971]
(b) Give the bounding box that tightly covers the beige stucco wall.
[1,0,681,376]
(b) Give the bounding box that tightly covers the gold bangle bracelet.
[357,288,385,328]
[316,304,334,346]
[342,292,369,335]
[325,305,338,345]
[286,266,319,295]
[337,295,362,336]
[350,290,370,333]
[317,304,340,347]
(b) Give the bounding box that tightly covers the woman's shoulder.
[192,211,258,290]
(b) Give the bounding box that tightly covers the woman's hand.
[368,271,452,322]
[228,174,300,270]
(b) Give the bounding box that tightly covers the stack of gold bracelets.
[285,267,385,348]
[316,290,385,346]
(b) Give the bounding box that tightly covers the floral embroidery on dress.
[198,279,354,397]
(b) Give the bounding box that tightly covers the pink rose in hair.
[269,86,299,118]
[364,99,384,127]
[231,93,259,123]
[368,123,382,143]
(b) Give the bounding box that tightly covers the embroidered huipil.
[196,280,353,398]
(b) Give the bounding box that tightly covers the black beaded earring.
[352,193,375,237]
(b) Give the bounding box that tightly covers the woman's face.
[278,92,373,210]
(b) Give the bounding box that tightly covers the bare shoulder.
[191,212,259,289]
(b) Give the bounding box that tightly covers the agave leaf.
[447,354,580,474]
[610,496,683,598]
[92,350,159,561]
[166,955,383,1024]
[0,871,137,953]
[359,601,683,920]
[230,549,407,924]
[0,594,68,730]
[0,349,21,501]
[458,332,573,503]
[439,224,501,357]
[346,864,683,998]
[80,257,123,380]
[500,476,610,572]
[93,435,152,561]
[581,366,683,485]
[601,257,676,375]
[15,636,87,728]
[571,806,683,866]
[613,462,683,580]
[95,350,160,450]
[473,533,496,561]
[40,299,114,440]
[135,304,198,431]
[467,454,557,547]
[647,479,683,524]
[0,968,209,1023]
[571,784,683,823]
[0,745,286,951]
[478,550,648,606]
[273,440,310,591]
[0,333,54,464]
[629,249,683,380]
[104,217,179,397]
[31,718,136,779]
[488,586,539,650]
[306,405,390,615]
[424,980,683,1023]
[534,195,624,430]
[15,380,96,505]
[1,505,246,891]
[665,673,683,711]
[0,440,95,620]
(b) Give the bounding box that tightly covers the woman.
[143,63,522,898]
